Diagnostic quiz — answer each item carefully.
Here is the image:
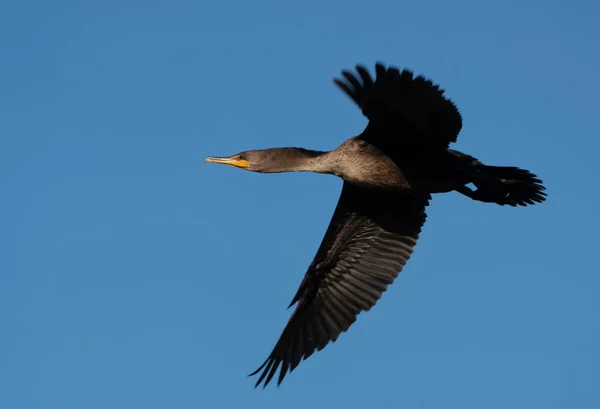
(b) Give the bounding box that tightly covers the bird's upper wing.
[333,62,463,152]
[249,183,431,387]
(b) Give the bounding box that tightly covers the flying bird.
[205,62,546,388]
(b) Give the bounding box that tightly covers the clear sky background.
[1,0,598,408]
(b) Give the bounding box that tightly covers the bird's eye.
[239,154,246,160]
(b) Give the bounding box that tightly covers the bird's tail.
[459,165,547,207]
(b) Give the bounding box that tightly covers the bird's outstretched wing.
[249,183,431,387]
[333,62,462,151]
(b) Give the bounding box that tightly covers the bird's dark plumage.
[334,62,463,151]
[249,184,430,387]
[205,61,547,389]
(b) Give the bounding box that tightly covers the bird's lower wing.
[249,183,431,387]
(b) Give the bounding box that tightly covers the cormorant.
[205,62,546,388]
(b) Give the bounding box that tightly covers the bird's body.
[205,62,546,388]
[248,140,473,192]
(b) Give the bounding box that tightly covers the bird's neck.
[262,148,333,173]
[291,149,334,173]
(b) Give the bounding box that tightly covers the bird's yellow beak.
[205,155,249,170]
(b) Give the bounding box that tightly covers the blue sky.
[1,0,599,407]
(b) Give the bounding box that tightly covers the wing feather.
[249,183,430,387]
[333,62,463,151]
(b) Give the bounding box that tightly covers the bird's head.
[205,149,284,172]
[205,151,252,171]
